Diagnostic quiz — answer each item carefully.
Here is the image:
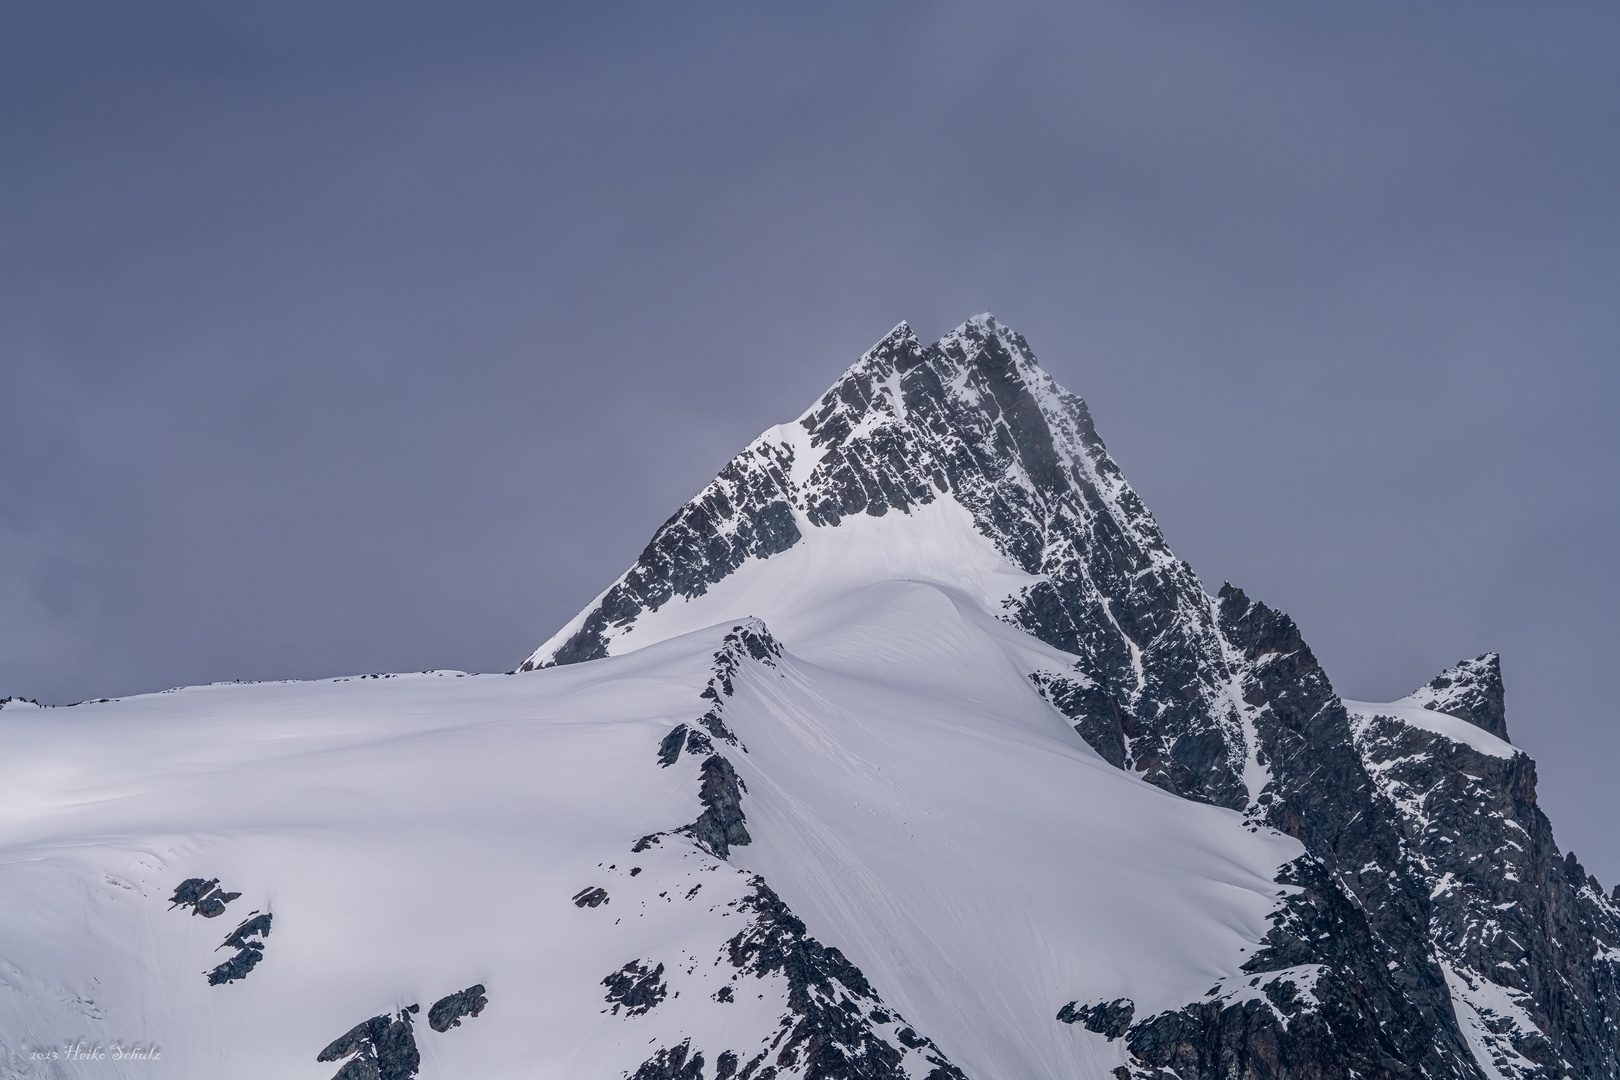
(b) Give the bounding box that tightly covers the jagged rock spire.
[1415,653,1509,742]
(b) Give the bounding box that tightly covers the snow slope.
[0,582,1299,1079]
[1342,697,1516,760]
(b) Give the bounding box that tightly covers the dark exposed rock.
[427,984,487,1032]
[658,725,688,766]
[602,959,668,1016]
[656,621,776,860]
[168,878,217,909]
[719,875,968,1080]
[657,719,719,767]
[219,911,271,949]
[709,620,783,685]
[1030,671,1126,768]
[1057,998,1134,1039]
[684,727,714,757]
[698,706,739,746]
[1123,854,1465,1080]
[632,1041,706,1080]
[691,620,776,755]
[573,886,609,908]
[1125,997,1294,1080]
[193,889,240,918]
[682,755,751,859]
[317,1006,420,1080]
[206,946,264,985]
[207,911,271,986]
[169,877,242,918]
[320,1016,384,1062]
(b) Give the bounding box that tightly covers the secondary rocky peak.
[1416,653,1508,742]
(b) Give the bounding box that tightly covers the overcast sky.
[3,2,1617,877]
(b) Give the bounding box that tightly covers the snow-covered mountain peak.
[537,320,1354,816]
[13,316,1620,1080]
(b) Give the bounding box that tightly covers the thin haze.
[3,4,1617,875]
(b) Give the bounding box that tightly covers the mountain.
[1345,660,1620,1079]
[3,316,1615,1080]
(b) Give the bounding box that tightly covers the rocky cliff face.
[1349,659,1620,1080]
[523,315,1615,1080]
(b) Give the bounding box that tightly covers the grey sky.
[4,3,1617,876]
